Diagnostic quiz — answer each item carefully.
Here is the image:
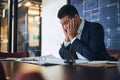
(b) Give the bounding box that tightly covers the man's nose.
[63,25,68,29]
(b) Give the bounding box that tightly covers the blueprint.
[71,0,120,49]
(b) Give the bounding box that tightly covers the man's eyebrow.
[60,19,70,24]
[64,20,69,23]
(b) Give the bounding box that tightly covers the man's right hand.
[64,29,70,42]
[62,27,70,42]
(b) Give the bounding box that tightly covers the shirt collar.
[77,19,85,33]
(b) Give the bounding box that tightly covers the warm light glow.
[34,16,39,21]
[28,10,39,15]
[35,4,39,7]
[35,16,40,24]
[24,2,32,7]
[28,17,33,22]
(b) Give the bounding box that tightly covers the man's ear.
[74,14,79,21]
[74,14,78,18]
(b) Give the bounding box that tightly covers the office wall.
[42,0,67,58]
[71,0,120,50]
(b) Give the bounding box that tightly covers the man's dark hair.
[57,4,79,19]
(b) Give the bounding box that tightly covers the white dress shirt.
[64,19,88,60]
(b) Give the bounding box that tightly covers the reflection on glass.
[25,1,42,56]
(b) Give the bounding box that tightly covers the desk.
[0,61,120,80]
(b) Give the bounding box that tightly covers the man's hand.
[62,27,70,42]
[67,18,78,41]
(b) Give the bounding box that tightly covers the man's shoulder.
[84,20,104,33]
[85,20,102,26]
[85,20,103,29]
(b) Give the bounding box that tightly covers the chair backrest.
[107,50,120,60]
[0,52,29,58]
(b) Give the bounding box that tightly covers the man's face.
[60,16,72,30]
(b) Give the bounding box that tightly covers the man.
[57,4,116,61]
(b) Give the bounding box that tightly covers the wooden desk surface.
[0,61,120,80]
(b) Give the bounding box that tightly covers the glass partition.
[0,0,42,56]
[0,0,8,52]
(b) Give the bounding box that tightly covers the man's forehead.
[60,16,71,23]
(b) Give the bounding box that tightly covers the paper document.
[16,55,66,65]
[37,55,65,65]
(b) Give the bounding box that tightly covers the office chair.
[0,52,29,58]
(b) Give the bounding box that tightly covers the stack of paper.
[16,55,66,65]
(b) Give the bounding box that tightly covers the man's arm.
[59,43,71,59]
[70,23,116,61]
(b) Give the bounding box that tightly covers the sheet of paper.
[16,55,66,65]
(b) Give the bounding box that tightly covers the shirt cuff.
[64,41,71,47]
[71,37,77,44]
